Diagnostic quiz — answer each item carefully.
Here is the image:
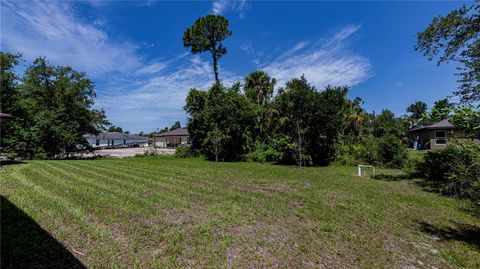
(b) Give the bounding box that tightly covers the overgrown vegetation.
[417,142,480,202]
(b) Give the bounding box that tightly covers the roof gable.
[409,118,456,132]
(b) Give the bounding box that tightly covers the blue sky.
[1,0,465,133]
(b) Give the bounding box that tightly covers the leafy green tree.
[169,121,181,131]
[1,54,109,159]
[0,52,34,158]
[183,15,232,82]
[416,0,480,102]
[314,85,350,165]
[23,57,109,158]
[108,126,123,133]
[449,103,480,139]
[343,97,368,140]
[243,71,276,142]
[406,101,428,122]
[430,98,454,122]
[272,77,349,165]
[185,83,255,161]
[1,52,21,114]
[375,109,405,138]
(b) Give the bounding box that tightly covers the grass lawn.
[1,156,479,268]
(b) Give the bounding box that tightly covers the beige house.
[408,118,479,150]
[153,128,189,148]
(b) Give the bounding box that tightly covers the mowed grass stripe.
[88,158,299,197]
[62,161,196,207]
[69,160,237,203]
[6,167,114,244]
[38,161,154,217]
[3,158,477,268]
[12,162,158,259]
[19,162,127,225]
[67,160,292,225]
[55,160,238,217]
[49,161,191,217]
[88,158,223,185]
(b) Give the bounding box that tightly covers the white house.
[83,132,149,149]
[152,128,189,148]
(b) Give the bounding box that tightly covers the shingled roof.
[409,118,456,132]
[153,128,189,137]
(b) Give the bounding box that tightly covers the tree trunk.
[213,54,219,83]
[296,120,303,168]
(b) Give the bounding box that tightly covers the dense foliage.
[185,83,255,162]
[417,142,480,202]
[0,53,108,159]
[449,103,480,139]
[185,75,363,166]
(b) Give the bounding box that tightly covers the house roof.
[153,128,189,137]
[83,132,148,141]
[409,118,456,132]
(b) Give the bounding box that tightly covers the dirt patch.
[161,204,211,227]
[221,217,307,268]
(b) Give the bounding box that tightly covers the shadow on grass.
[372,173,414,181]
[0,160,26,166]
[418,220,480,250]
[0,196,85,269]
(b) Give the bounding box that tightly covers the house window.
[95,139,100,146]
[435,131,447,145]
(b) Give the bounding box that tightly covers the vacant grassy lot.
[1,157,479,268]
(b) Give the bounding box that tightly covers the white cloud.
[1,1,142,76]
[262,24,372,90]
[212,0,249,17]
[136,61,168,75]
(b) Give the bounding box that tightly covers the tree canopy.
[183,15,232,83]
[108,126,123,133]
[0,52,108,159]
[406,101,428,122]
[416,0,480,102]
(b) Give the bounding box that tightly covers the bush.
[418,142,480,201]
[245,142,282,163]
[335,135,407,168]
[377,135,408,168]
[175,147,191,158]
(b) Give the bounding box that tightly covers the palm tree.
[243,71,276,107]
[243,71,277,140]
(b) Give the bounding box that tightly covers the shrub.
[353,136,379,165]
[377,135,408,168]
[245,142,282,163]
[418,142,480,201]
[335,135,407,168]
[175,147,191,158]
